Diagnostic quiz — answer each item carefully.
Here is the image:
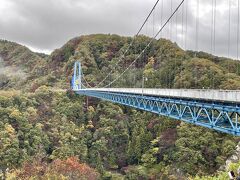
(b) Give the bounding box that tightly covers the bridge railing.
[80,88,240,103]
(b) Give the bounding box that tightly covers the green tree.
[0,124,26,179]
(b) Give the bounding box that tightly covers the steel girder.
[76,90,240,136]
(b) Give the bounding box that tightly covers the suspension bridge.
[71,0,240,136]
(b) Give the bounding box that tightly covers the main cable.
[161,0,163,35]
[82,75,93,88]
[93,0,161,88]
[103,0,186,88]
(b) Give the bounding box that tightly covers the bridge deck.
[80,88,240,103]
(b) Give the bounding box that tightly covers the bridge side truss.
[78,90,240,136]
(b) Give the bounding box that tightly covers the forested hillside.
[0,34,240,179]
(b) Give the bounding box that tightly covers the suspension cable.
[82,75,93,88]
[180,1,184,88]
[238,0,240,62]
[237,0,240,79]
[181,2,184,48]
[175,7,178,43]
[174,6,178,88]
[161,0,163,36]
[228,0,231,58]
[170,0,173,40]
[153,6,155,38]
[103,0,186,88]
[81,83,87,89]
[196,0,199,53]
[213,0,216,54]
[185,0,188,50]
[227,0,231,82]
[93,0,161,88]
[211,0,214,88]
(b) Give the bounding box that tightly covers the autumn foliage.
[51,157,100,179]
[17,156,99,180]
[1,35,240,179]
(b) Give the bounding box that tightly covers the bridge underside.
[75,89,240,136]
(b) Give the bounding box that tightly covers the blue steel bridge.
[71,0,240,136]
[71,61,240,136]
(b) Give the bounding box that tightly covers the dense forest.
[1,34,240,179]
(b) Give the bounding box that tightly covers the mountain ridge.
[0,34,240,179]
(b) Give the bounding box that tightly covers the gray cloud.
[0,0,239,59]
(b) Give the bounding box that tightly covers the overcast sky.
[0,0,239,59]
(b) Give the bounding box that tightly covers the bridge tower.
[72,61,82,90]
